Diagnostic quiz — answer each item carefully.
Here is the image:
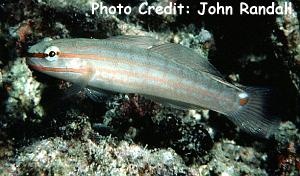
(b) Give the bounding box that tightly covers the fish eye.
[44,46,60,62]
[49,51,56,57]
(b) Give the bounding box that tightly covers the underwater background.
[0,0,299,175]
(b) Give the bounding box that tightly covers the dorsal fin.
[108,35,163,49]
[207,74,243,91]
[149,43,223,77]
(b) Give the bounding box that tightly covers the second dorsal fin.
[149,43,223,77]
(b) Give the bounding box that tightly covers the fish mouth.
[26,57,49,72]
[26,57,52,72]
[26,58,88,74]
[28,64,48,72]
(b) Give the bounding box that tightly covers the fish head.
[27,38,87,82]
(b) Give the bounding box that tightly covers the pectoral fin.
[63,67,96,98]
[83,88,113,102]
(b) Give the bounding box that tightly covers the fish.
[26,36,279,138]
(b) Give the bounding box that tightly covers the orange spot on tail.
[239,97,249,106]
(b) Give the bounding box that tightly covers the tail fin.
[225,87,280,138]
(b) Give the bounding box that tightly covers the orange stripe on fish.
[29,64,88,74]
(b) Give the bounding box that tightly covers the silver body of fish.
[27,36,278,138]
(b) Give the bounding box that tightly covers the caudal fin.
[225,87,280,138]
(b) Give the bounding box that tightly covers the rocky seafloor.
[0,0,300,175]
